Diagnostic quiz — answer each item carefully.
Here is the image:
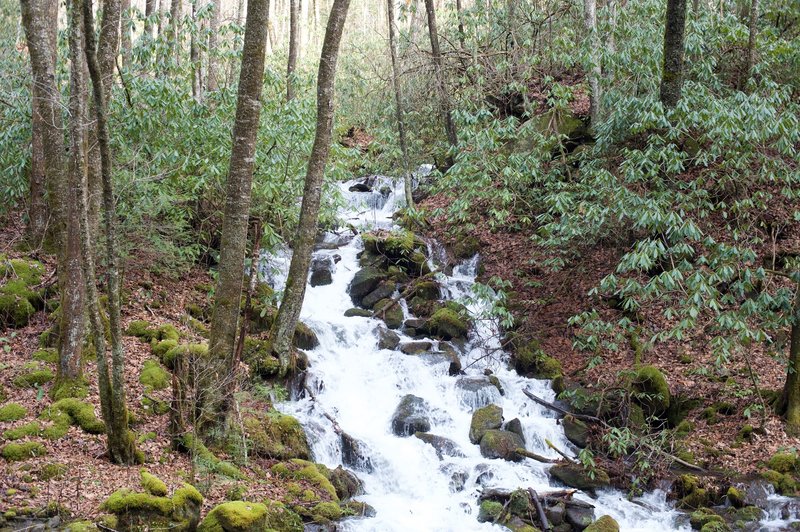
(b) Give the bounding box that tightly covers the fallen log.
[528,488,552,532]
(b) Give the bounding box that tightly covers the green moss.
[64,521,97,531]
[152,339,178,359]
[675,419,694,437]
[585,515,620,532]
[32,348,58,364]
[311,501,342,522]
[101,488,173,515]
[2,442,46,461]
[163,343,208,370]
[726,486,745,508]
[156,324,181,342]
[198,501,268,531]
[141,470,168,496]
[768,451,797,473]
[514,341,562,379]
[137,432,157,444]
[244,410,311,461]
[700,521,730,532]
[690,508,724,528]
[633,365,671,411]
[140,359,170,391]
[0,402,27,422]
[51,377,89,400]
[427,307,468,340]
[38,462,68,481]
[13,368,54,388]
[173,483,203,509]
[373,298,403,329]
[270,459,338,501]
[180,434,243,479]
[4,421,42,440]
[45,398,105,434]
[469,404,503,444]
[477,500,504,523]
[126,320,156,339]
[762,469,797,495]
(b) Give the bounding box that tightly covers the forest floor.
[419,190,800,484]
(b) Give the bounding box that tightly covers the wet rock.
[565,504,596,530]
[243,410,311,461]
[376,326,400,350]
[293,321,319,350]
[349,182,371,192]
[414,432,465,459]
[545,502,566,526]
[469,404,503,444]
[309,255,335,287]
[474,463,494,486]
[456,376,503,410]
[426,307,468,340]
[400,341,433,355]
[374,298,403,329]
[341,432,374,473]
[344,308,373,318]
[440,463,469,492]
[585,515,619,531]
[504,418,525,443]
[362,280,397,309]
[329,466,363,501]
[563,415,589,448]
[391,395,431,436]
[449,361,463,376]
[348,267,387,306]
[412,280,440,300]
[404,318,427,330]
[479,429,525,461]
[342,500,376,518]
[549,463,610,491]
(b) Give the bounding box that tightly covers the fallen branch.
[545,439,578,464]
[515,447,557,463]
[528,488,551,532]
[523,389,606,426]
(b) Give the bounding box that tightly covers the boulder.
[361,280,397,309]
[309,255,335,287]
[585,515,620,532]
[374,298,403,329]
[563,415,589,448]
[504,418,525,443]
[469,404,503,444]
[456,376,503,410]
[341,432,373,473]
[412,280,440,300]
[391,395,431,436]
[243,410,311,461]
[197,500,302,532]
[479,430,525,461]
[426,307,468,340]
[344,308,373,318]
[376,326,400,350]
[329,466,362,501]
[565,504,596,531]
[549,463,610,491]
[633,365,671,413]
[400,341,433,355]
[293,321,319,350]
[348,267,387,306]
[414,432,465,459]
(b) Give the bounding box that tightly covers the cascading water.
[271,172,693,531]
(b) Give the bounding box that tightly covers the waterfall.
[271,170,692,531]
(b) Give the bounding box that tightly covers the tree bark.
[207,0,221,91]
[271,0,351,376]
[660,0,687,109]
[455,0,465,49]
[584,0,601,128]
[784,285,800,434]
[387,0,414,208]
[82,0,139,465]
[206,0,270,426]
[743,0,759,88]
[170,0,183,64]
[423,0,457,152]
[121,0,132,67]
[286,0,299,101]
[144,0,156,40]
[191,0,203,100]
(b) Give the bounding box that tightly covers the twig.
[515,447,557,463]
[545,439,578,464]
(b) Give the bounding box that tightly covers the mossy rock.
[3,421,42,440]
[362,280,397,309]
[141,470,168,496]
[2,442,46,462]
[513,341,562,379]
[549,463,610,490]
[163,343,209,370]
[453,236,480,259]
[767,451,797,473]
[690,508,724,529]
[270,459,338,501]
[412,280,440,300]
[152,339,179,360]
[348,267,388,306]
[477,500,504,523]
[103,483,202,531]
[37,462,68,481]
[633,365,671,413]
[310,501,343,523]
[762,469,797,495]
[700,522,730,532]
[0,403,27,422]
[241,337,281,378]
[344,308,373,318]
[362,229,425,261]
[63,521,97,531]
[51,376,89,400]
[374,298,404,330]
[140,359,170,391]
[198,501,268,532]
[563,415,589,448]
[0,257,45,328]
[13,367,54,388]
[126,320,156,340]
[733,505,763,522]
[585,515,620,532]
[329,466,362,501]
[180,434,243,479]
[479,430,525,461]
[41,398,105,436]
[426,307,468,340]
[470,404,503,444]
[293,320,319,350]
[243,410,311,461]
[32,348,57,364]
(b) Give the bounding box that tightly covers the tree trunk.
[144,0,156,40]
[455,0,465,49]
[191,0,202,100]
[271,0,351,376]
[423,0,457,152]
[286,0,299,101]
[158,0,168,39]
[584,0,601,128]
[659,0,687,109]
[55,0,88,391]
[387,0,413,208]
[121,0,132,67]
[82,0,139,465]
[20,0,67,251]
[206,0,270,427]
[207,0,221,91]
[784,285,800,434]
[743,0,759,88]
[170,0,183,64]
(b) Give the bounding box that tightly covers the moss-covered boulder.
[329,466,362,501]
[270,459,338,501]
[412,280,440,300]
[244,410,311,460]
[348,267,388,306]
[689,508,725,529]
[479,429,525,461]
[362,280,397,309]
[391,394,431,436]
[179,434,243,479]
[633,365,671,413]
[293,321,319,350]
[103,482,202,531]
[141,470,168,496]
[477,500,504,523]
[344,308,373,318]
[469,404,503,444]
[673,474,713,509]
[197,501,268,531]
[163,343,208,370]
[563,415,589,448]
[374,298,404,330]
[13,365,54,388]
[414,432,465,459]
[0,256,45,328]
[139,359,170,391]
[767,451,797,473]
[2,441,46,462]
[585,515,620,532]
[426,307,468,340]
[241,337,281,378]
[513,342,562,379]
[549,463,611,490]
[0,403,27,422]
[40,398,105,438]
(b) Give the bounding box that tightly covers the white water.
[273,173,689,531]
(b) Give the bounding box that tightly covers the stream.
[265,172,790,531]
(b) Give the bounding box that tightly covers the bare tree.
[743,0,759,88]
[785,285,800,434]
[387,0,413,208]
[660,0,688,108]
[144,0,156,40]
[191,0,203,100]
[584,0,601,128]
[121,0,132,67]
[271,0,351,376]
[423,0,457,153]
[207,0,221,91]
[286,0,299,101]
[206,0,270,425]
